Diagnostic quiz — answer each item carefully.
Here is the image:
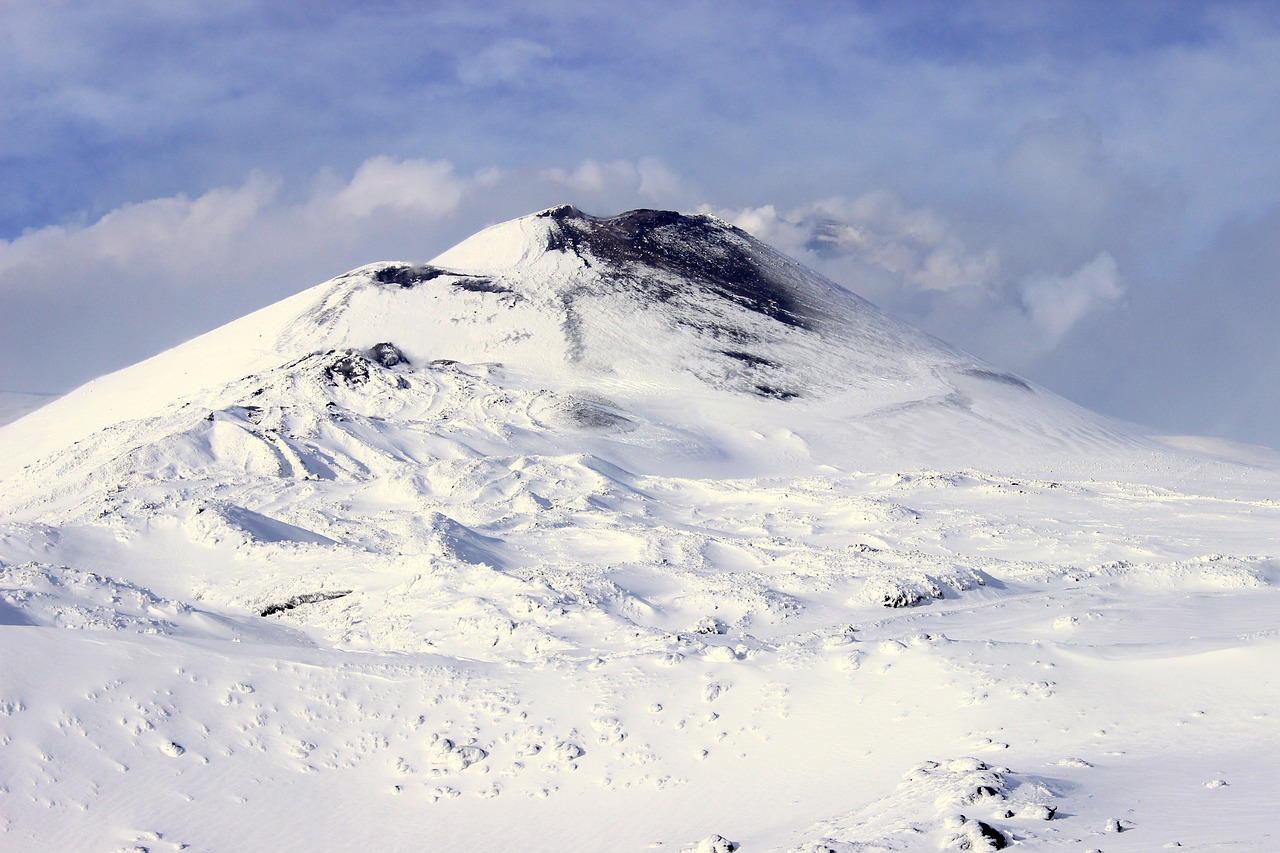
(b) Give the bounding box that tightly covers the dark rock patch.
[967,784,1005,803]
[230,405,264,424]
[882,589,927,608]
[972,821,1008,850]
[449,277,512,294]
[324,351,370,386]
[721,349,779,368]
[536,207,816,330]
[754,384,799,401]
[373,265,449,287]
[372,264,510,295]
[260,590,353,617]
[869,577,944,608]
[368,342,407,367]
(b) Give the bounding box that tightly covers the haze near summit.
[3,1,1279,447]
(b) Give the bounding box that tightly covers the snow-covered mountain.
[1,207,1277,851]
[0,205,1150,483]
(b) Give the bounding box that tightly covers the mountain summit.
[0,206,1141,483]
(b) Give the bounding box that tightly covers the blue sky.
[4,1,1280,446]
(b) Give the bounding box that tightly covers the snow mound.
[0,562,238,640]
[794,757,1059,851]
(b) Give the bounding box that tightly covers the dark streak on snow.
[373,265,512,295]
[960,367,1033,392]
[564,399,633,430]
[721,350,779,368]
[260,590,353,617]
[682,320,758,345]
[451,278,514,295]
[754,384,799,400]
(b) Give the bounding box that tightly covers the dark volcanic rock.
[536,206,816,330]
[373,264,510,295]
[260,590,353,617]
[972,820,1008,850]
[373,265,450,287]
[325,351,370,386]
[369,342,407,367]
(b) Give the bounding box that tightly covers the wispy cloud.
[457,38,554,87]
[1019,253,1125,348]
[330,158,466,219]
[710,196,1123,370]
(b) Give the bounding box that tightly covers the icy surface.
[1,207,1277,851]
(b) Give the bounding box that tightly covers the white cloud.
[806,195,999,293]
[0,156,474,294]
[539,157,689,207]
[708,195,1000,298]
[1019,253,1124,347]
[0,173,281,290]
[457,38,554,87]
[998,112,1181,263]
[635,157,682,201]
[710,195,1125,371]
[542,160,640,194]
[331,157,465,219]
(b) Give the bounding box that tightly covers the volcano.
[0,205,1146,483]
[0,207,1277,851]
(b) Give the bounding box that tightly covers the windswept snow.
[1,207,1277,851]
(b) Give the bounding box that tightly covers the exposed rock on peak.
[534,207,815,329]
[0,205,1148,482]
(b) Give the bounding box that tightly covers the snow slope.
[0,391,57,427]
[1,206,1277,851]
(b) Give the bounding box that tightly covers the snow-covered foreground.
[1,207,1277,851]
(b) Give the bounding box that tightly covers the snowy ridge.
[1,207,1278,850]
[0,206,1156,480]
